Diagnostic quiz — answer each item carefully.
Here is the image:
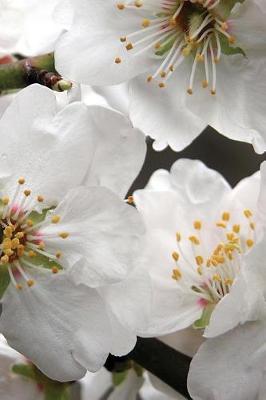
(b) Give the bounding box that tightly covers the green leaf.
[112,370,128,387]
[219,33,246,57]
[215,0,245,19]
[193,303,215,330]
[0,265,10,299]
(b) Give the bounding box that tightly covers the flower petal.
[0,271,111,381]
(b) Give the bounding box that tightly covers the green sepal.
[133,363,144,378]
[0,264,10,299]
[112,370,129,387]
[193,303,215,330]
[44,384,70,400]
[155,35,176,56]
[215,0,245,19]
[12,363,37,380]
[219,33,246,57]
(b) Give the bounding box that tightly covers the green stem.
[0,53,71,92]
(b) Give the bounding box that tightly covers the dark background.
[132,126,266,191]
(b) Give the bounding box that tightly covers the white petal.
[159,328,204,358]
[0,271,111,381]
[129,73,207,152]
[80,369,112,400]
[0,85,94,203]
[188,321,266,400]
[84,106,146,198]
[41,186,145,287]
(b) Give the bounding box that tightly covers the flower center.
[171,209,255,308]
[116,0,242,95]
[0,178,69,290]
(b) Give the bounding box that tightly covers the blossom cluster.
[0,0,265,399]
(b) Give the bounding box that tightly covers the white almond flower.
[0,0,72,56]
[55,0,266,152]
[0,335,44,400]
[133,158,266,338]
[0,84,148,381]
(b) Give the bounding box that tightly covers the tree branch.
[0,53,71,92]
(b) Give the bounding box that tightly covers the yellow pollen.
[212,274,222,282]
[195,255,204,266]
[24,189,31,197]
[16,284,23,290]
[189,236,200,245]
[17,245,25,257]
[154,42,161,49]
[187,88,193,95]
[172,251,179,262]
[147,75,153,83]
[4,249,13,257]
[18,177,25,185]
[211,89,216,96]
[225,279,233,286]
[56,251,62,259]
[52,266,59,274]
[233,224,240,234]
[142,19,150,28]
[216,222,227,229]
[37,195,44,202]
[250,222,255,230]
[246,239,254,248]
[127,196,134,204]
[115,57,122,64]
[28,250,37,258]
[160,71,166,78]
[226,232,235,241]
[244,209,253,218]
[126,43,133,51]
[193,220,202,230]
[11,238,20,249]
[51,215,61,224]
[4,227,13,238]
[197,266,203,275]
[134,0,143,7]
[222,212,230,221]
[176,232,181,242]
[158,82,165,88]
[59,232,69,239]
[3,238,12,249]
[1,255,9,264]
[117,3,125,10]
[2,196,9,205]
[27,279,35,287]
[15,232,24,239]
[172,268,182,281]
[202,80,208,88]
[120,37,126,42]
[26,219,33,227]
[228,36,236,44]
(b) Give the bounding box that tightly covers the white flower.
[0,84,148,381]
[55,0,266,152]
[133,158,266,338]
[187,319,266,400]
[0,335,44,400]
[0,0,72,56]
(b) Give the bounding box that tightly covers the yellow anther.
[172,251,179,262]
[213,255,225,264]
[182,46,192,57]
[16,284,23,290]
[52,266,59,274]
[250,222,255,230]
[197,266,203,275]
[126,43,133,50]
[11,238,20,249]
[24,189,31,197]
[216,222,226,229]
[117,3,125,10]
[222,212,230,221]
[233,224,240,234]
[4,227,13,238]
[158,82,165,88]
[142,18,150,28]
[56,251,62,259]
[2,196,9,205]
[1,255,9,264]
[211,89,216,96]
[169,17,177,27]
[127,196,134,204]
[193,220,202,230]
[51,215,61,224]
[147,75,153,82]
[228,36,235,44]
[189,236,200,245]
[2,238,12,249]
[226,232,235,241]
[196,54,204,62]
[187,88,193,95]
[37,195,44,202]
[169,65,174,72]
[202,80,208,88]
[28,250,37,258]
[244,209,253,218]
[221,22,228,31]
[195,255,204,266]
[59,232,69,239]
[212,274,221,282]
[27,279,35,287]
[26,219,33,227]
[154,42,161,49]
[176,232,181,242]
[38,242,45,250]
[18,177,25,185]
[15,232,24,239]
[160,71,166,78]
[172,268,182,281]
[120,37,126,42]
[115,57,122,64]
[17,245,25,257]
[225,279,233,286]
[246,239,254,248]
[4,249,13,257]
[134,0,143,7]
